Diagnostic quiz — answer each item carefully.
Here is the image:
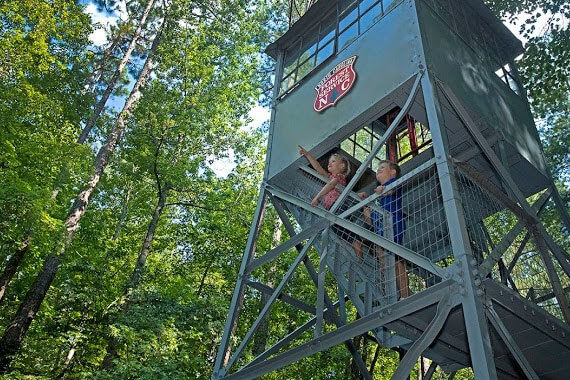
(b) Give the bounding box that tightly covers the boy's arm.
[312,177,338,206]
[299,145,328,177]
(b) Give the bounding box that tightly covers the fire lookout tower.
[213,0,570,379]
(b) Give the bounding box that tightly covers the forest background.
[0,0,568,378]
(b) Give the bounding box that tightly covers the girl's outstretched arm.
[299,145,328,177]
[312,177,339,206]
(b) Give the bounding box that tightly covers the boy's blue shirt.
[371,177,405,244]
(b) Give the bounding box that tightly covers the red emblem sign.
[313,56,357,113]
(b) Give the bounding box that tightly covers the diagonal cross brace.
[267,185,446,279]
[328,71,425,215]
[269,195,373,380]
[221,235,317,376]
[439,82,570,278]
[479,190,551,278]
[392,293,457,380]
[487,305,539,380]
[221,281,454,380]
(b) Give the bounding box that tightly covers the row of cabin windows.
[340,109,432,169]
[279,0,400,97]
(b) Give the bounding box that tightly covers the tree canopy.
[0,0,568,378]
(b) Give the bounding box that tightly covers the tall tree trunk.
[0,1,153,303]
[0,17,167,371]
[76,0,156,144]
[0,237,30,303]
[101,184,170,369]
[82,34,121,95]
[113,185,132,241]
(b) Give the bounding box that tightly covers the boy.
[358,160,409,299]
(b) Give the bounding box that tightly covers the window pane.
[339,3,358,32]
[300,26,319,59]
[360,0,378,13]
[339,0,357,13]
[319,11,336,46]
[383,0,398,13]
[280,71,296,94]
[360,4,381,32]
[338,22,358,50]
[315,40,334,66]
[283,40,300,77]
[297,55,316,82]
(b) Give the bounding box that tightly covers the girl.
[298,146,351,209]
[299,146,361,256]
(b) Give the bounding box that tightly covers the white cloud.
[242,104,270,132]
[84,2,124,46]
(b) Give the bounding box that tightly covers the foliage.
[0,0,568,378]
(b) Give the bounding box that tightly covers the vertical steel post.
[420,72,498,379]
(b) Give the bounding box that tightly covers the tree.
[0,5,169,370]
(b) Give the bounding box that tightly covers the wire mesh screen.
[279,162,448,312]
[455,168,505,265]
[454,165,568,320]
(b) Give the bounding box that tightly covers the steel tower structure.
[213,0,570,378]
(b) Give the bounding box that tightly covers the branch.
[166,201,224,212]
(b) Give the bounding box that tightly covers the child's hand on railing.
[298,145,308,156]
[357,192,368,199]
[311,197,319,207]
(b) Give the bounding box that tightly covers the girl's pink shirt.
[323,173,347,210]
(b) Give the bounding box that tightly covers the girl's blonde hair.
[330,153,351,177]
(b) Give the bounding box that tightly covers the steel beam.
[221,281,451,380]
[245,218,328,274]
[315,228,329,337]
[223,236,317,375]
[487,305,539,380]
[550,182,570,233]
[421,71,498,379]
[392,294,456,380]
[212,192,267,379]
[266,185,446,278]
[437,80,537,220]
[479,190,551,278]
[244,300,341,369]
[531,230,570,323]
[246,280,316,315]
[271,195,372,380]
[328,70,425,215]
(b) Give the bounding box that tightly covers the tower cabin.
[213,1,570,379]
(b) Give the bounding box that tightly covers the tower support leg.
[421,72,498,380]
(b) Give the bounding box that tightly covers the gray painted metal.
[328,70,424,214]
[418,68,498,378]
[221,281,452,380]
[479,190,550,277]
[269,195,374,380]
[212,192,267,379]
[223,235,317,374]
[487,306,539,380]
[267,1,423,180]
[392,294,456,380]
[416,1,547,178]
[215,0,570,377]
[265,184,446,278]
